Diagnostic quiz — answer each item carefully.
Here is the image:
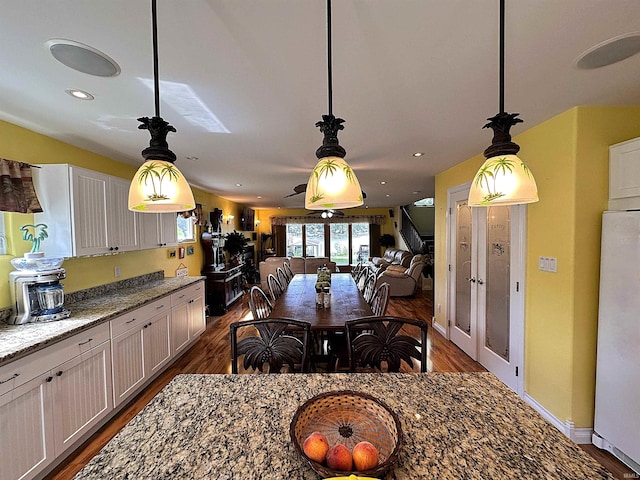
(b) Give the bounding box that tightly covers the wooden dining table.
[269,273,373,332]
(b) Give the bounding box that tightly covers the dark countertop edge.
[0,276,205,367]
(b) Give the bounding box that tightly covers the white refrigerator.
[593,210,640,473]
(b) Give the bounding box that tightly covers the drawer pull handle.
[56,371,64,377]
[125,318,137,324]
[156,304,165,309]
[78,338,93,346]
[179,294,186,299]
[0,373,20,384]
[46,376,53,383]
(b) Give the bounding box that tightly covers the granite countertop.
[74,372,614,480]
[0,274,204,366]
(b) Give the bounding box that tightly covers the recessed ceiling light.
[46,39,120,77]
[576,32,640,69]
[184,156,199,161]
[380,181,387,185]
[257,196,263,199]
[65,89,94,100]
[235,183,242,187]
[412,152,424,157]
[412,191,420,195]
[386,194,391,197]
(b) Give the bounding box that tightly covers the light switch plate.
[538,256,558,272]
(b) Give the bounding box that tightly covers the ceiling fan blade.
[283,191,302,198]
[283,183,308,198]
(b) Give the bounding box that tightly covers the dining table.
[72,372,614,480]
[269,273,373,332]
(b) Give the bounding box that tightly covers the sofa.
[258,257,338,291]
[374,254,426,297]
[369,248,413,273]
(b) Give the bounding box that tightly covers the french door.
[447,184,525,394]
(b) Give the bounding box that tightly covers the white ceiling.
[2,0,640,209]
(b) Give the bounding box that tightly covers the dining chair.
[346,316,428,373]
[283,262,295,282]
[362,269,377,303]
[267,273,285,303]
[355,267,369,292]
[368,282,390,316]
[248,285,273,320]
[351,261,363,279]
[276,266,289,288]
[230,318,311,373]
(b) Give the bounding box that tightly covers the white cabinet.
[609,137,640,210]
[33,164,139,257]
[170,281,206,356]
[111,298,171,407]
[139,213,178,249]
[0,323,111,480]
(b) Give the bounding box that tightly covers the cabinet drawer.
[0,322,110,396]
[171,281,204,306]
[110,297,171,338]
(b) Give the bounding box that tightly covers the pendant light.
[468,0,539,207]
[128,0,195,213]
[305,0,363,210]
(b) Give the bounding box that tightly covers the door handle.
[477,279,484,285]
[465,277,476,283]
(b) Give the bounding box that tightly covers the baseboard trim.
[432,318,447,338]
[523,393,593,444]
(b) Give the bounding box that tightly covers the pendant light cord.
[327,0,333,117]
[499,0,505,114]
[152,0,160,118]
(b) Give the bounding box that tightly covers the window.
[177,214,196,243]
[286,221,369,265]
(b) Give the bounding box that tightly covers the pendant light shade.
[305,0,363,210]
[128,0,195,213]
[468,0,539,207]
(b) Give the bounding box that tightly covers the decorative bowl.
[290,390,403,479]
[10,256,64,271]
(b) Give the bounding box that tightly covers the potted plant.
[380,234,396,248]
[223,230,249,266]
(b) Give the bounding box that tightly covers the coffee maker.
[9,269,71,324]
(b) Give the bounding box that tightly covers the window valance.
[270,215,385,226]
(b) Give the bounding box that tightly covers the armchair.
[374,254,425,297]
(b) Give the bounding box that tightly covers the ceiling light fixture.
[128,0,195,213]
[468,0,538,207]
[412,152,424,157]
[321,209,335,219]
[305,0,363,211]
[65,89,94,100]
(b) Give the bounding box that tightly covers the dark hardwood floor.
[46,289,633,480]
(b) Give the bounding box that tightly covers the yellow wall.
[434,106,640,428]
[0,119,244,308]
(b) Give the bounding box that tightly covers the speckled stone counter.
[0,273,205,366]
[74,373,614,480]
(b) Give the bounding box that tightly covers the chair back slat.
[276,267,289,288]
[249,285,273,320]
[369,282,390,316]
[267,273,285,303]
[346,315,428,373]
[230,318,311,373]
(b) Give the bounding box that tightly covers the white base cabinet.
[0,280,205,480]
[111,298,172,407]
[0,323,112,480]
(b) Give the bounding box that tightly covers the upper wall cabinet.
[34,165,139,257]
[609,137,640,210]
[139,213,178,249]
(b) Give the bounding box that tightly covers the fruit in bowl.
[326,444,353,471]
[352,442,379,471]
[303,432,330,463]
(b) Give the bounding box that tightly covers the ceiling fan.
[284,183,367,199]
[306,209,344,218]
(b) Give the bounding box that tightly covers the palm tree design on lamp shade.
[472,155,535,205]
[136,161,182,202]
[308,157,361,205]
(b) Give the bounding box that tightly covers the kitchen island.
[73,372,613,480]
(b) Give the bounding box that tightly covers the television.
[240,206,255,231]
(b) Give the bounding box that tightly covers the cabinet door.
[51,342,113,456]
[108,177,139,253]
[171,301,191,356]
[0,373,54,480]
[144,311,172,377]
[71,167,110,256]
[138,213,161,249]
[111,326,145,407]
[158,213,178,247]
[188,286,206,338]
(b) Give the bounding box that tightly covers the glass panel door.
[352,223,370,264]
[329,224,348,264]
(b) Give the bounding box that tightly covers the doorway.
[447,183,525,395]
